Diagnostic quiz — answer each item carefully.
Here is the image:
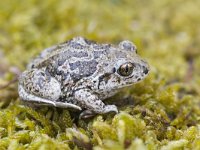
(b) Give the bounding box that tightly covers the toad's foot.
[79,105,118,119]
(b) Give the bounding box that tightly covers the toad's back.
[28,37,112,70]
[27,37,116,83]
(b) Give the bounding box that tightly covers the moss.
[0,0,200,149]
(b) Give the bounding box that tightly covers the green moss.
[0,0,200,149]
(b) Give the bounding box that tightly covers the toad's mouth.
[124,75,134,80]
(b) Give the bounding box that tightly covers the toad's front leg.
[74,89,118,118]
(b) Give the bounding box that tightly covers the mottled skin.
[18,37,150,118]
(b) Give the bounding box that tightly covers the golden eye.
[118,62,134,76]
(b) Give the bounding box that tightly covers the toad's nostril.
[143,67,149,74]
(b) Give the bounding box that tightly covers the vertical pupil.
[125,65,129,73]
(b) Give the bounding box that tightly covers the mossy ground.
[0,0,200,149]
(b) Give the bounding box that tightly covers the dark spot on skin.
[40,72,45,76]
[69,60,98,81]
[97,73,112,89]
[56,70,62,75]
[137,78,141,81]
[93,50,108,59]
[35,89,39,93]
[31,65,35,68]
[69,61,80,70]
[97,76,103,89]
[112,67,116,73]
[86,86,92,90]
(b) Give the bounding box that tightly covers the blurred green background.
[1,0,200,80]
[0,0,200,149]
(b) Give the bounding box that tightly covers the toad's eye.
[118,62,134,76]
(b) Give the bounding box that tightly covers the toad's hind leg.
[18,69,81,110]
[18,85,81,110]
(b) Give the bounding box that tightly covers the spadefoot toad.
[18,37,149,118]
